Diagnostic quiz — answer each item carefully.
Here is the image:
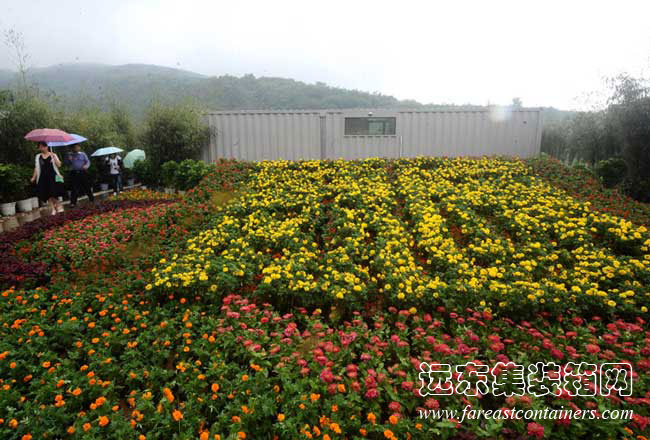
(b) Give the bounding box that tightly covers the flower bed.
[152,158,650,317]
[527,156,650,228]
[1,157,649,440]
[0,200,174,288]
[0,288,648,439]
[32,203,175,270]
[112,189,178,201]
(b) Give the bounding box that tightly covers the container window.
[344,117,396,135]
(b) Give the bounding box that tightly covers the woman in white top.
[30,142,65,215]
[105,153,123,195]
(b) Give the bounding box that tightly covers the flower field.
[1,157,649,439]
[152,158,650,316]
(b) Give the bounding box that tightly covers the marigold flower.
[98,416,109,427]
[172,409,183,421]
[277,413,285,422]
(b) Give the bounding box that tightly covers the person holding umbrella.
[30,141,65,215]
[25,129,73,215]
[65,143,95,207]
[105,153,124,195]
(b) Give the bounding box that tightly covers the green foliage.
[174,159,209,191]
[540,74,650,202]
[132,158,159,187]
[160,160,179,188]
[0,163,31,202]
[608,75,650,202]
[595,157,627,188]
[141,102,209,169]
[159,159,209,190]
[0,93,57,165]
[59,105,132,152]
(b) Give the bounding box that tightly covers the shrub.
[141,102,209,169]
[174,159,209,191]
[0,94,56,166]
[160,161,179,188]
[595,157,627,188]
[0,163,31,202]
[132,158,160,187]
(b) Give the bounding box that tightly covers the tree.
[0,94,55,165]
[3,28,30,94]
[607,75,650,200]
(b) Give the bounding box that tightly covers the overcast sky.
[2,0,649,110]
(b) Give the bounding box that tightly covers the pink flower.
[320,368,335,383]
[550,349,564,360]
[585,344,600,354]
[364,389,378,399]
[424,398,439,409]
[527,422,544,438]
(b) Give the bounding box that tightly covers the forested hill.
[0,63,423,116]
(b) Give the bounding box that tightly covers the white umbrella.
[91,146,124,157]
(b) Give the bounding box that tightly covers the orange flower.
[241,375,249,382]
[232,416,241,423]
[330,423,341,434]
[82,423,91,432]
[9,419,18,428]
[367,413,376,424]
[359,428,367,436]
[310,393,320,402]
[337,383,346,393]
[72,388,82,396]
[389,415,398,425]
[277,413,285,422]
[331,404,338,412]
[211,383,220,393]
[200,432,209,440]
[163,388,174,403]
[98,416,109,427]
[172,409,183,421]
[21,434,32,440]
[42,361,51,368]
[67,426,75,434]
[384,430,394,439]
[237,432,246,439]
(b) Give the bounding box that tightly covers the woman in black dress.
[30,142,64,215]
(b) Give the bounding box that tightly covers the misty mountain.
[0,63,575,122]
[0,63,422,116]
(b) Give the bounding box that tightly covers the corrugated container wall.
[203,108,543,162]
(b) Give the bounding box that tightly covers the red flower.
[527,422,544,438]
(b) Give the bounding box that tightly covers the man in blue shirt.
[65,144,95,207]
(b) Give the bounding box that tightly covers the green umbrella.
[123,149,146,169]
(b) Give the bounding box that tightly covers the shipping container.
[203,108,543,162]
